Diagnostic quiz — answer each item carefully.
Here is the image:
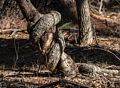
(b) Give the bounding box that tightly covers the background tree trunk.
[0,0,5,9]
[16,0,43,24]
[57,0,78,21]
[76,0,93,46]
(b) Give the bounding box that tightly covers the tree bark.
[16,0,77,78]
[16,0,43,24]
[0,0,5,9]
[48,29,78,77]
[76,0,93,46]
[29,11,61,43]
[77,63,119,76]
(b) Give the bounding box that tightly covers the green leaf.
[59,22,75,30]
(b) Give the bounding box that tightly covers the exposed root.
[76,63,120,76]
[91,12,120,25]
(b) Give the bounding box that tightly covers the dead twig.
[13,38,19,67]
[99,0,103,14]
[0,29,27,34]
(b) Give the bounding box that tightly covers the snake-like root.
[16,0,96,78]
[47,29,78,77]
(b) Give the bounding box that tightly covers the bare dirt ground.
[0,4,120,88]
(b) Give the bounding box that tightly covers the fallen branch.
[0,29,27,34]
[91,12,120,25]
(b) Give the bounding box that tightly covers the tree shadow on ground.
[0,38,120,69]
[65,45,120,66]
[0,38,46,68]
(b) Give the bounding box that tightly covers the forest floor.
[0,4,120,88]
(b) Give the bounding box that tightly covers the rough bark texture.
[16,0,77,77]
[77,63,120,76]
[56,29,77,77]
[16,0,43,24]
[47,42,61,72]
[29,11,61,43]
[76,0,93,46]
[60,52,78,78]
[47,29,78,77]
[16,0,61,43]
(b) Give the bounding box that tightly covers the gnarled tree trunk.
[16,0,78,78]
[47,29,78,77]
